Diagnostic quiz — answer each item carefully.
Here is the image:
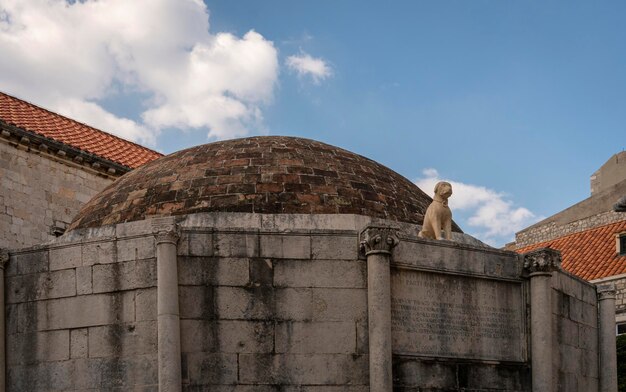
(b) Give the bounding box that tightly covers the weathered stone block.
[76,265,92,295]
[214,286,274,320]
[136,288,157,321]
[582,283,597,305]
[179,285,215,320]
[49,245,82,270]
[7,269,76,303]
[184,352,238,385]
[82,240,116,266]
[393,240,486,276]
[393,360,457,388]
[578,300,598,327]
[188,232,214,256]
[16,301,47,333]
[9,250,48,276]
[311,234,357,260]
[89,321,157,357]
[559,344,582,373]
[8,360,76,391]
[465,364,531,390]
[71,328,88,358]
[260,234,311,259]
[275,321,356,353]
[178,257,248,286]
[579,324,598,352]
[45,292,135,330]
[356,320,368,354]
[238,353,368,384]
[73,355,158,389]
[92,259,157,293]
[556,316,579,347]
[7,330,69,365]
[582,348,599,378]
[275,288,367,322]
[274,259,365,288]
[117,236,155,262]
[180,320,273,353]
[6,304,18,335]
[214,231,259,258]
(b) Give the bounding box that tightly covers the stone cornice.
[0,121,130,177]
[523,248,562,274]
[597,283,616,301]
[360,225,400,256]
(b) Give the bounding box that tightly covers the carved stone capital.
[152,218,180,245]
[523,248,561,274]
[360,225,400,256]
[597,283,616,301]
[0,248,9,270]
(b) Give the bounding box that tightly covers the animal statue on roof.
[418,181,453,240]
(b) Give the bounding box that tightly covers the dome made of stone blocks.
[68,136,463,231]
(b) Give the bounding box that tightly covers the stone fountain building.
[1,136,618,391]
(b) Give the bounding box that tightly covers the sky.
[1,0,625,246]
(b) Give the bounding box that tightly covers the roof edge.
[1,121,130,176]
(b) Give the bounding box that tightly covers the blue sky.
[1,1,625,246]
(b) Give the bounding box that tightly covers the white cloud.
[286,52,332,84]
[416,168,542,246]
[0,0,279,145]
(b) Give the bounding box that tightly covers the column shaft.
[367,253,393,391]
[529,272,553,392]
[0,249,7,392]
[155,227,181,392]
[360,225,399,392]
[598,284,617,392]
[523,247,561,392]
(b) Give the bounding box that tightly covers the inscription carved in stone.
[391,269,525,362]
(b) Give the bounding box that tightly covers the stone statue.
[418,181,453,240]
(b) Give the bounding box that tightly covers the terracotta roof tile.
[516,220,626,280]
[0,91,162,168]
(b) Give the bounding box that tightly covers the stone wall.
[4,212,606,391]
[5,235,158,390]
[0,139,113,250]
[390,236,532,391]
[177,227,369,389]
[551,271,599,391]
[515,210,624,247]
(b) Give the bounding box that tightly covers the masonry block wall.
[4,213,605,391]
[516,210,624,248]
[6,234,158,390]
[0,140,113,249]
[551,271,599,392]
[177,226,369,390]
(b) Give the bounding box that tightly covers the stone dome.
[69,136,462,231]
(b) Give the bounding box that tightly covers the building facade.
[1,137,617,391]
[0,92,161,249]
[515,153,626,334]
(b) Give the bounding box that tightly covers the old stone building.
[0,91,161,249]
[515,153,626,334]
[1,136,617,391]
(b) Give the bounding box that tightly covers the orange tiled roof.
[0,91,162,168]
[516,220,626,280]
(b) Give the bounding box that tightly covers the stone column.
[153,220,181,392]
[523,248,561,392]
[360,225,400,392]
[0,249,8,392]
[597,283,618,392]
